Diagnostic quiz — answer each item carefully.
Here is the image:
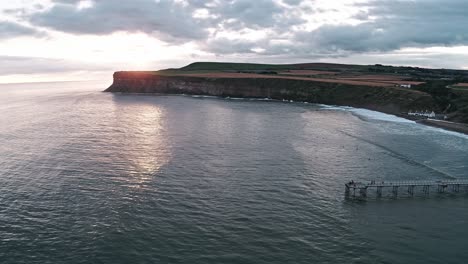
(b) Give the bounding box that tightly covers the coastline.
[106,73,437,117]
[416,119,468,135]
[105,67,468,136]
[110,90,468,136]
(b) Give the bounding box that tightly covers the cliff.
[105,71,438,116]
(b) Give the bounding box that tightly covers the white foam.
[317,104,352,111]
[415,122,468,139]
[189,95,217,98]
[317,104,468,139]
[349,108,415,124]
[317,104,413,123]
[249,98,272,101]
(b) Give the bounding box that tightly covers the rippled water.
[1,81,467,264]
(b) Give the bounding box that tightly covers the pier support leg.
[392,186,399,197]
[423,185,430,195]
[359,188,367,198]
[452,184,460,193]
[407,186,415,196]
[376,187,383,198]
[438,185,447,193]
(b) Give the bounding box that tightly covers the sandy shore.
[417,119,468,135]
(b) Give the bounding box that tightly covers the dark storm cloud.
[296,0,468,53]
[0,21,44,39]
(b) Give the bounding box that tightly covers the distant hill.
[179,62,362,71]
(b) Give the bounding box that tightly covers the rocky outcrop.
[105,71,438,116]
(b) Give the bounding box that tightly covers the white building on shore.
[399,84,412,88]
[408,110,436,118]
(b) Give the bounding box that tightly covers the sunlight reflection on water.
[111,98,172,186]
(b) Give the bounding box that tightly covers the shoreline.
[416,119,468,135]
[110,91,468,136]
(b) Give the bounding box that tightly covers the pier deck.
[345,179,468,198]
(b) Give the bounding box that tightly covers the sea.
[0,81,467,264]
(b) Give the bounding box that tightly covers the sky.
[1,0,468,83]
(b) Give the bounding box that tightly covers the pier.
[345,179,468,198]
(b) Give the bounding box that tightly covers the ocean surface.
[0,81,468,264]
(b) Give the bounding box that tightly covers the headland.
[105,62,468,134]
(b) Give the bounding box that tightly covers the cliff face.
[105,72,438,115]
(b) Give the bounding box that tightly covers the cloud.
[28,0,208,43]
[282,0,304,6]
[204,37,262,54]
[295,0,468,53]
[212,0,291,29]
[0,21,44,39]
[6,0,468,70]
[0,56,112,75]
[26,0,307,44]
[201,0,468,58]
